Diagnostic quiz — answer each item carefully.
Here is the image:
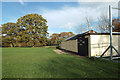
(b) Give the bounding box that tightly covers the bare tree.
[86,17,93,31]
[98,15,109,33]
[75,17,93,34]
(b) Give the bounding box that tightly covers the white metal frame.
[100,5,120,60]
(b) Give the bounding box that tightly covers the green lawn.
[2,47,120,78]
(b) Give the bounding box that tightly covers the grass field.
[2,47,120,78]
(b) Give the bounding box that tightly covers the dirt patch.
[53,49,67,54]
[53,49,85,58]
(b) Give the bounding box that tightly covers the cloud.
[41,3,107,29]
[40,2,119,34]
[19,0,24,5]
[64,22,77,29]
[2,1,119,35]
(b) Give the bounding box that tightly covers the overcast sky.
[1,0,119,35]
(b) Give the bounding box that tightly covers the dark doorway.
[78,36,88,56]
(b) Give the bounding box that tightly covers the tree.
[49,33,59,46]
[49,32,75,46]
[98,15,109,33]
[86,17,93,31]
[112,18,120,32]
[17,14,48,47]
[2,23,18,47]
[75,17,93,34]
[59,32,74,40]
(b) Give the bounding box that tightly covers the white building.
[60,31,120,57]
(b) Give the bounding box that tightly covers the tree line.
[47,32,75,46]
[0,13,119,47]
[1,14,75,47]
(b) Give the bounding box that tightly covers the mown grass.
[2,47,120,78]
